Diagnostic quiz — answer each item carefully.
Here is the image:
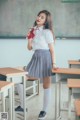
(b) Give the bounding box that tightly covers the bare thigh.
[43,76,51,89]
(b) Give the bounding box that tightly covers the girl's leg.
[16,84,24,108]
[43,76,51,112]
[15,83,25,112]
[38,76,51,119]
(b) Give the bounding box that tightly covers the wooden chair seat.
[15,66,39,80]
[75,100,80,116]
[15,66,39,97]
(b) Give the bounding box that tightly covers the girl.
[16,10,57,120]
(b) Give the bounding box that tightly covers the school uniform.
[26,26,54,79]
[15,26,54,114]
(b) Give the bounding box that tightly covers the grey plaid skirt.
[26,49,52,79]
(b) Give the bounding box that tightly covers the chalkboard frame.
[0,35,80,39]
[0,0,80,39]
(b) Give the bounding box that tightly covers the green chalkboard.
[0,0,80,39]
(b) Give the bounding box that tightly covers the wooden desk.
[0,67,27,120]
[67,79,80,88]
[68,60,80,68]
[0,81,14,120]
[52,68,80,120]
[67,79,80,120]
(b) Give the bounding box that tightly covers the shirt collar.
[35,26,44,31]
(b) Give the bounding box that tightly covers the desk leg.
[10,78,15,120]
[69,64,71,68]
[55,74,62,120]
[59,80,61,117]
[68,88,72,120]
[37,79,40,95]
[2,92,5,112]
[55,82,57,120]
[12,85,14,120]
[55,74,60,120]
[22,75,26,120]
[7,77,15,120]
[9,87,12,120]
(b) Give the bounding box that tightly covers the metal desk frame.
[0,67,27,120]
[0,81,14,120]
[52,68,80,120]
[68,60,80,68]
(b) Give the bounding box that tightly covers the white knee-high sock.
[43,88,51,112]
[16,84,23,108]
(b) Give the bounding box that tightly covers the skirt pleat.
[26,49,52,79]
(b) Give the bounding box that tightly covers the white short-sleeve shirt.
[27,26,54,50]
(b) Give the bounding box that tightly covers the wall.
[0,0,80,37]
[0,0,80,68]
[0,39,80,68]
[0,39,34,67]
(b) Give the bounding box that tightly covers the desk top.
[68,60,80,65]
[67,79,80,88]
[52,68,80,75]
[0,67,27,76]
[0,81,14,91]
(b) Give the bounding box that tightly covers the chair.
[74,100,80,120]
[15,66,39,101]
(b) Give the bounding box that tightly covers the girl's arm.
[27,28,35,50]
[27,31,33,50]
[27,39,33,50]
[48,43,56,68]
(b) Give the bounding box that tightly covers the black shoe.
[38,111,47,120]
[15,106,28,112]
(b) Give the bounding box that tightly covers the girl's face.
[36,13,46,26]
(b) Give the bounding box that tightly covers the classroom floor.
[15,83,76,120]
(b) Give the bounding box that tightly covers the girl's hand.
[27,32,32,41]
[52,63,59,70]
[27,28,35,40]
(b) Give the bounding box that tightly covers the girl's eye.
[41,16,44,19]
[38,16,44,20]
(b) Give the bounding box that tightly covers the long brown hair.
[33,10,55,43]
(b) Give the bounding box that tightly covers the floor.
[15,83,76,120]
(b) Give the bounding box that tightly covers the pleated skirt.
[26,49,52,79]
